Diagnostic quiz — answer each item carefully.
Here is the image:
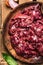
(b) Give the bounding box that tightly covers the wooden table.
[0,0,43,65]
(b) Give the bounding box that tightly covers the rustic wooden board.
[0,0,43,65]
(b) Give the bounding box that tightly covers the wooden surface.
[0,0,43,65]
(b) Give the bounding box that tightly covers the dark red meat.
[8,4,43,58]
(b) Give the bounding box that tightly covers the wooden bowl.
[2,1,43,63]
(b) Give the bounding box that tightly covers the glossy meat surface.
[8,4,43,58]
